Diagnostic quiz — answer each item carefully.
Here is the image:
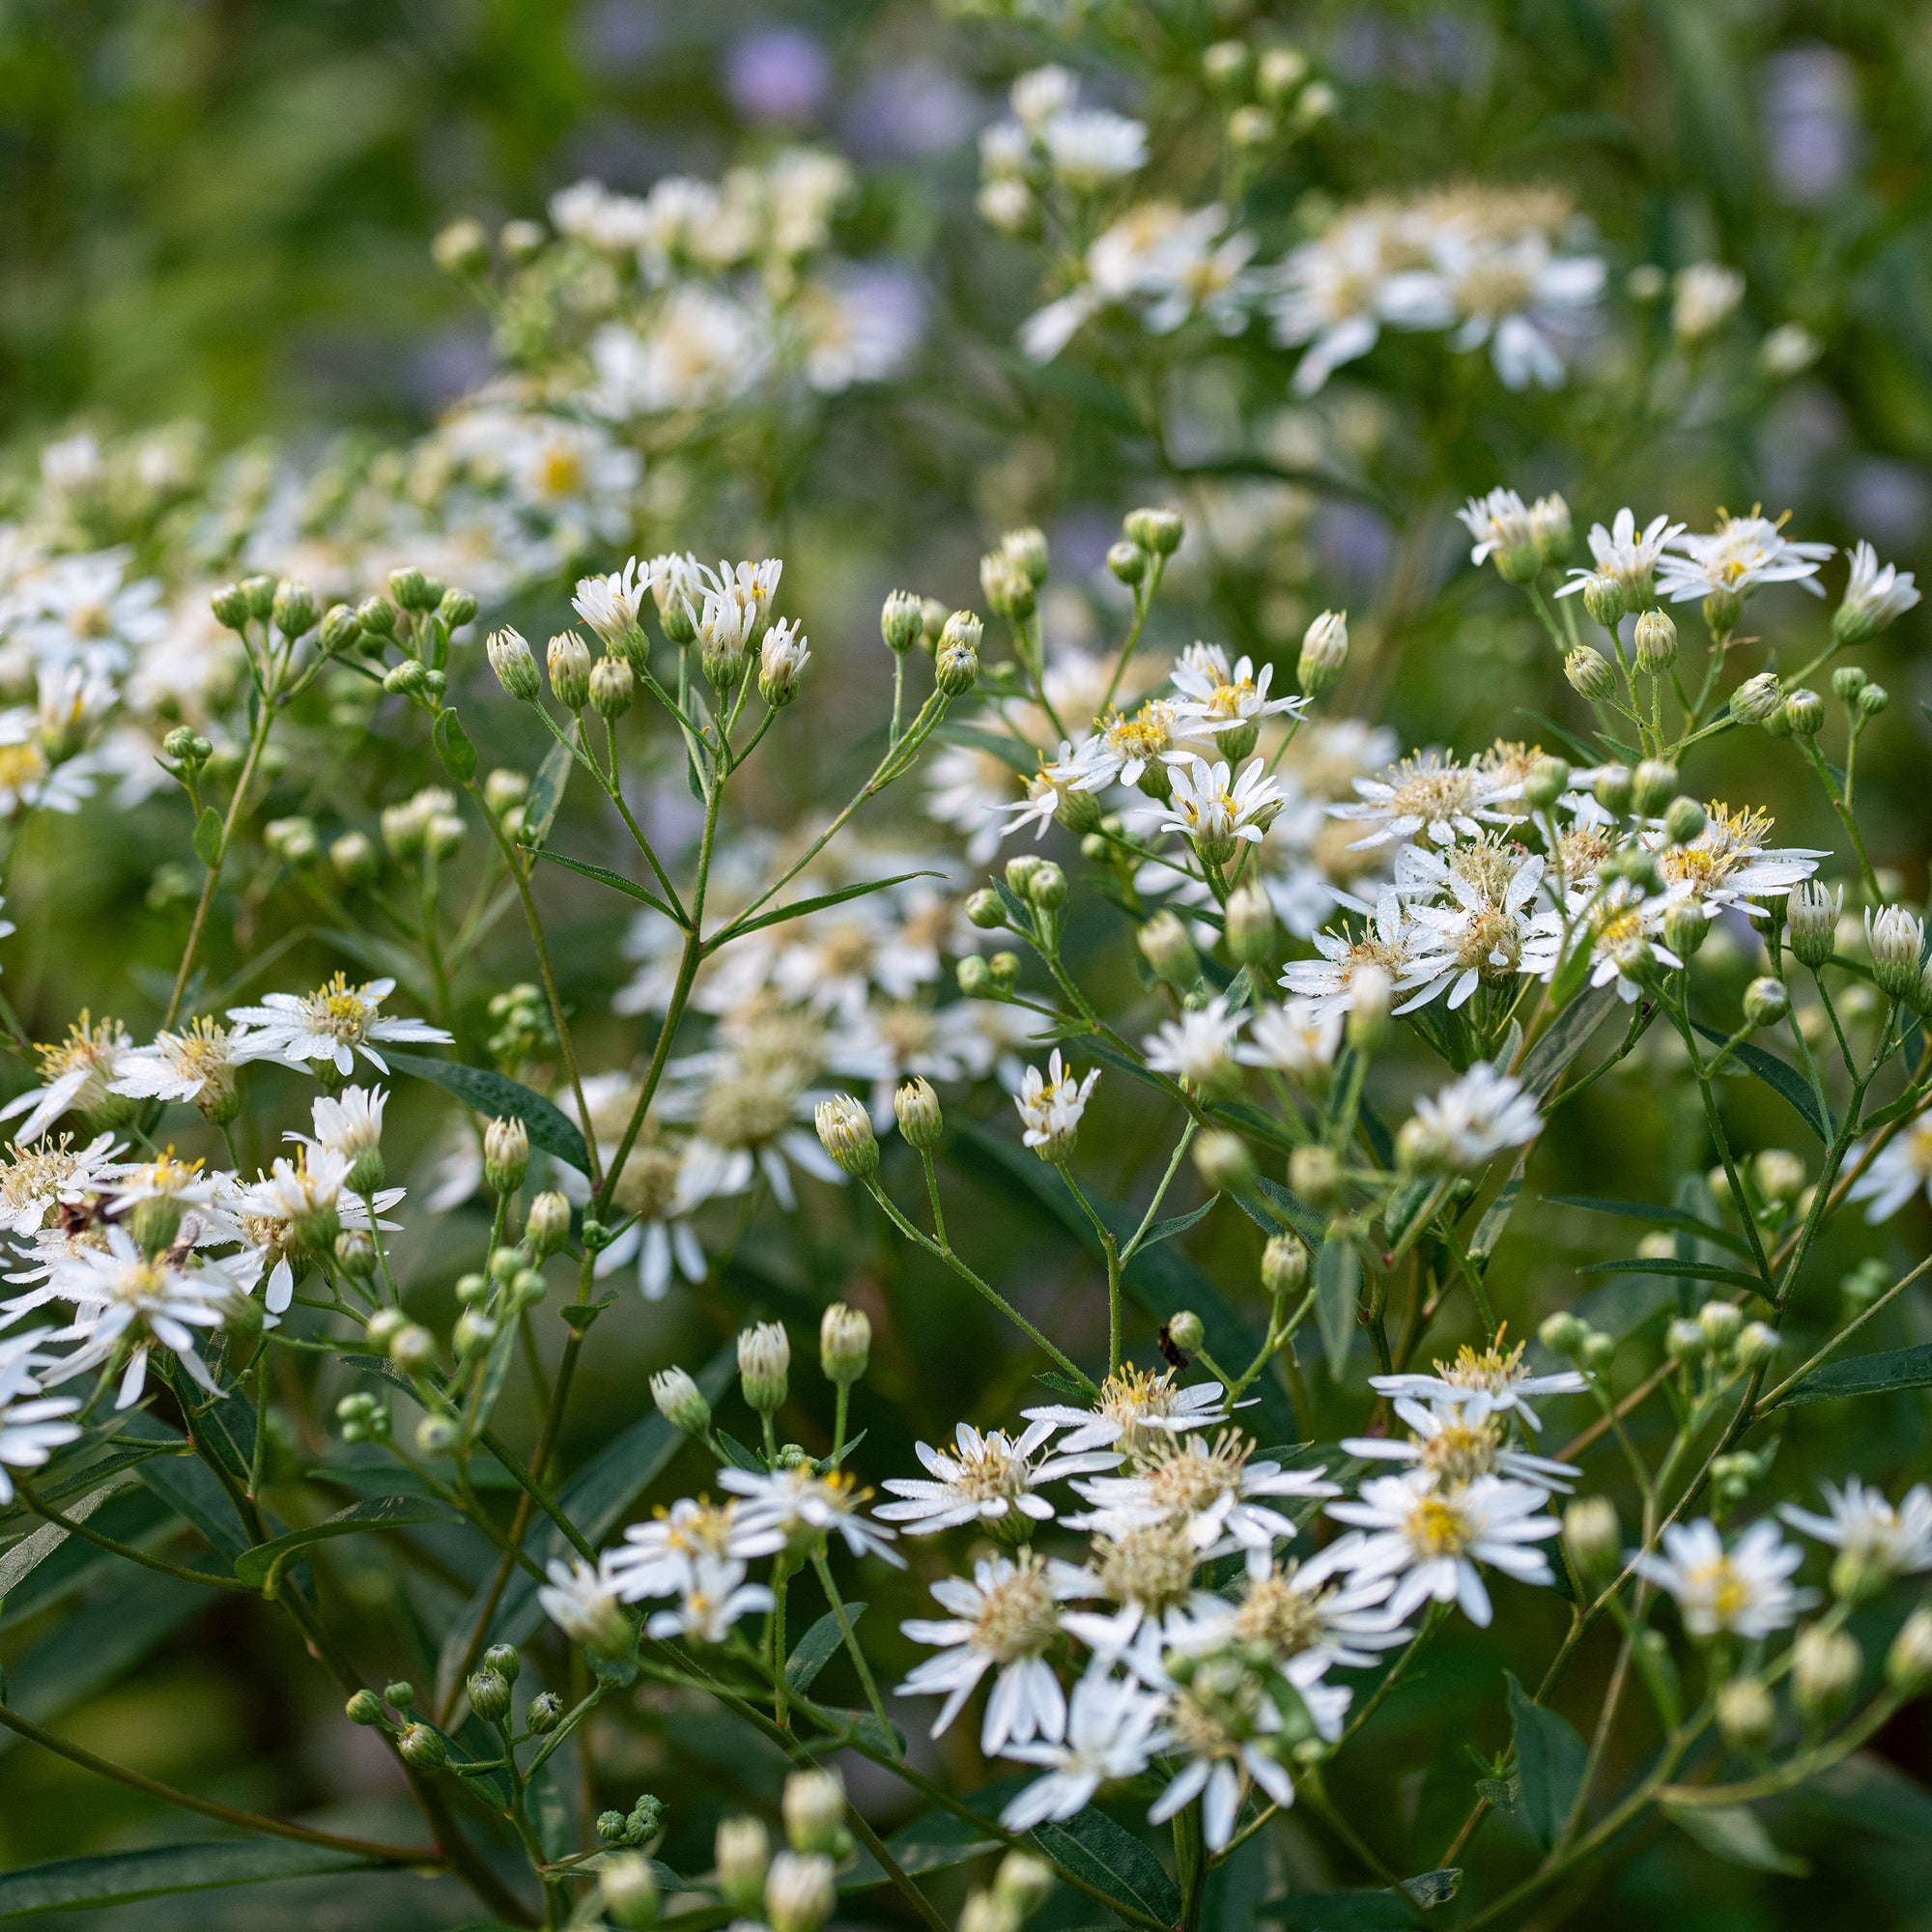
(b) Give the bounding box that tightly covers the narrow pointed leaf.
[1316,1234,1361,1379]
[523,738,573,849]
[1690,1021,1831,1141]
[235,1495,454,1591]
[0,1842,380,1916]
[1030,1808,1181,1927]
[1506,1670,1587,1849]
[383,1049,589,1176]
[720,871,943,944]
[1547,1195,1751,1256]
[1662,1801,1808,1875]
[785,1603,867,1694]
[1577,1258,1768,1294]
[1519,983,1621,1096]
[1129,1195,1219,1256]
[1770,1342,1932,1407]
[539,850,676,921]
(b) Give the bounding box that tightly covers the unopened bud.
[1226,879,1276,967]
[526,1690,563,1734]
[271,579,317,639]
[397,1721,446,1769]
[1662,901,1708,960]
[1859,681,1889,717]
[1565,646,1616,700]
[1867,905,1925,1000]
[738,1322,791,1416]
[894,1076,944,1150]
[590,656,636,718]
[766,1851,836,1932]
[717,1818,772,1915]
[1580,573,1626,629]
[1792,1625,1861,1725]
[1296,611,1349,696]
[1742,976,1789,1028]
[1166,1310,1206,1355]
[1666,1318,1708,1363]
[1887,1606,1932,1695]
[1593,764,1634,814]
[1261,1235,1308,1297]
[1632,759,1679,815]
[782,1767,850,1856]
[1734,1321,1778,1367]
[1029,861,1066,910]
[1139,910,1199,987]
[935,613,980,696]
[1786,881,1840,968]
[1192,1129,1254,1196]
[1563,1494,1620,1582]
[1124,506,1184,555]
[881,590,924,653]
[1522,756,1569,812]
[526,1189,572,1258]
[1663,795,1706,843]
[651,1366,712,1436]
[1634,609,1677,671]
[601,1853,662,1931]
[1346,963,1391,1054]
[966,888,1005,929]
[813,1095,879,1179]
[1753,1148,1805,1208]
[1717,1676,1776,1750]
[468,1667,512,1723]
[484,1116,528,1194]
[1783,687,1825,736]
[346,1689,385,1726]
[819,1303,871,1386]
[1540,1311,1587,1356]
[1730,671,1783,725]
[547,632,592,709]
[389,1322,437,1375]
[1289,1144,1340,1208]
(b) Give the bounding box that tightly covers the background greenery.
[3,1,1932,1927]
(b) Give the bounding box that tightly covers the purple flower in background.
[1761,44,1861,207]
[727,27,832,126]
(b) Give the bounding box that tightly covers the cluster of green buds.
[344,1679,447,1770]
[466,1641,523,1726]
[1106,503,1184,592]
[980,525,1050,625]
[486,980,555,1072]
[1662,1297,1778,1389]
[333,1389,391,1444]
[596,1791,666,1848]
[1199,35,1334,168]
[1537,1311,1620,1379]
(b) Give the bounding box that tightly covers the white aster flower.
[897,1551,1094,1752]
[227,974,451,1077]
[1165,1554,1409,1673]
[1402,1062,1541,1171]
[1154,755,1284,863]
[1656,513,1833,605]
[1324,1471,1560,1626]
[877,1420,1120,1535]
[109,1017,265,1114]
[1065,1432,1338,1577]
[1780,1479,1932,1584]
[644,1553,775,1645]
[1236,1000,1343,1083]
[1847,1116,1932,1223]
[998,1670,1167,1831]
[1458,488,1535,567]
[1631,1518,1811,1638]
[44,1224,237,1408]
[1650,803,1822,919]
[1395,845,1544,1012]
[1836,539,1920,639]
[1277,886,1418,1020]
[605,1496,752,1603]
[0,1327,82,1503]
[291,1086,385,1165]
[0,1131,122,1237]
[537,1556,632,1654]
[0,1013,134,1145]
[1012,1050,1100,1158]
[1167,644,1306,743]
[1521,878,1679,1003]
[1004,739,1105,841]
[1344,1397,1577,1494]
[1142,995,1244,1089]
[1554,508,1685,604]
[716,1464,903,1567]
[1371,1333,1586,1431]
[1040,110,1149,190]
[571,555,653,651]
[1329,752,1520,851]
[1146,1649,1299,1850]
[1023,1364,1230,1458]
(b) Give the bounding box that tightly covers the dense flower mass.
[2,12,1930,1929]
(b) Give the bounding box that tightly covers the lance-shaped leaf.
[234,1495,455,1593]
[1505,1671,1587,1848]
[383,1049,590,1176]
[0,1842,382,1917]
[714,870,942,947]
[1030,1807,1180,1928]
[1690,1021,1831,1141]
[1662,1800,1808,1875]
[1316,1231,1362,1380]
[1547,1194,1751,1256]
[522,738,573,850]
[1771,1342,1932,1407]
[539,850,677,922]
[785,1602,867,1694]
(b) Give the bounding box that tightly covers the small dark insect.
[1156,1321,1189,1370]
[57,1198,105,1237]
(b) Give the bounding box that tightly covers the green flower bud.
[738,1322,791,1416]
[1730,671,1783,725]
[440,585,478,627]
[1717,1676,1776,1750]
[1663,795,1707,844]
[345,1689,386,1726]
[1565,645,1616,700]
[526,1690,564,1734]
[813,1095,878,1179]
[881,589,924,653]
[602,1853,662,1931]
[397,1721,446,1769]
[1124,506,1184,554]
[1138,910,1199,987]
[389,566,442,612]
[1261,1235,1308,1297]
[590,656,636,718]
[1742,975,1789,1028]
[1191,1129,1254,1196]
[1593,764,1634,814]
[1522,755,1570,812]
[1632,759,1679,815]
[1860,681,1889,717]
[819,1303,871,1386]
[1634,609,1677,671]
[210,582,251,631]
[650,1367,712,1436]
[271,580,317,639]
[894,1076,944,1150]
[966,888,1005,929]
[1166,1309,1206,1355]
[468,1667,512,1723]
[547,631,592,709]
[1563,1495,1620,1584]
[1296,610,1349,696]
[1782,687,1825,736]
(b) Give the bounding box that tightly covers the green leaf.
[0,1573,205,1755]
[720,871,943,945]
[1130,1195,1219,1255]
[1505,1672,1587,1849]
[934,722,1035,774]
[470,1309,523,1436]
[234,1496,453,1592]
[524,738,573,849]
[192,805,225,867]
[555,1292,619,1335]
[1771,1342,1932,1407]
[118,1416,253,1561]
[1257,1887,1419,1927]
[1030,1808,1181,1927]
[1547,1195,1751,1256]
[0,1841,379,1917]
[1397,1869,1461,1909]
[1253,1174,1325,1242]
[1036,1371,1091,1400]
[1316,1233,1361,1379]
[784,1602,867,1694]
[1519,984,1622,1097]
[840,1807,1002,1889]
[538,850,676,922]
[433,707,477,781]
[382,1049,590,1176]
[1798,1750,1932,1848]
[1690,1021,1831,1141]
[1466,1159,1526,1265]
[1577,1258,1768,1295]
[1662,1801,1808,1876]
